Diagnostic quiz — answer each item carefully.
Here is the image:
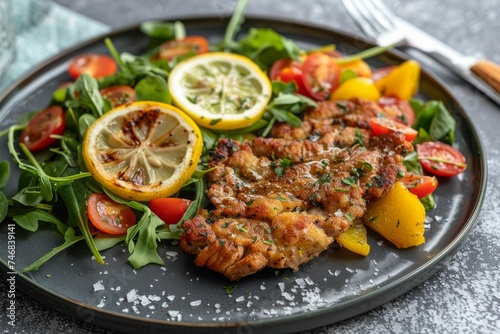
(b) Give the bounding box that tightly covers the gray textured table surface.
[1,0,499,333]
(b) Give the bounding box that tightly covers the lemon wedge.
[168,52,272,130]
[82,101,202,201]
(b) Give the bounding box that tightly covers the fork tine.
[341,0,398,41]
[341,0,382,39]
[367,0,398,31]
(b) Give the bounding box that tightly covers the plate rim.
[0,14,488,334]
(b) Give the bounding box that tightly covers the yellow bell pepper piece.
[331,77,381,101]
[337,221,370,256]
[375,60,420,100]
[338,59,372,77]
[363,182,425,249]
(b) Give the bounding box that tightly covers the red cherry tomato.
[87,193,136,235]
[400,172,438,198]
[369,117,418,141]
[301,52,340,101]
[372,65,396,82]
[378,96,416,126]
[100,85,135,108]
[158,36,209,60]
[68,54,117,80]
[20,105,66,152]
[270,59,309,96]
[417,141,467,176]
[149,198,192,225]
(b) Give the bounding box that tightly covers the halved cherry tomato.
[149,198,192,225]
[369,117,418,141]
[270,59,309,96]
[100,85,135,108]
[68,54,117,80]
[301,52,340,101]
[417,141,467,176]
[158,36,209,61]
[87,193,136,235]
[400,172,438,198]
[20,105,66,152]
[378,96,416,126]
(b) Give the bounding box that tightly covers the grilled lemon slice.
[82,101,202,201]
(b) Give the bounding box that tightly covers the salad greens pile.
[0,0,456,272]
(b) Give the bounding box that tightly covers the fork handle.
[471,60,500,94]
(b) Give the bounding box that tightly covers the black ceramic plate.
[0,17,487,334]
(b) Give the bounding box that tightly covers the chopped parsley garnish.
[236,223,247,233]
[354,127,365,147]
[342,176,357,186]
[271,157,292,176]
[223,284,237,294]
[318,173,332,184]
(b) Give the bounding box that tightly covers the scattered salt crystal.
[247,301,253,307]
[122,308,129,313]
[278,282,285,292]
[97,299,105,308]
[190,300,202,307]
[93,280,105,292]
[140,296,151,306]
[377,240,384,246]
[345,267,354,273]
[161,302,169,308]
[235,295,245,303]
[127,289,138,302]
[168,310,179,317]
[295,278,306,287]
[148,295,161,301]
[132,305,139,314]
[334,209,343,217]
[435,215,442,222]
[167,295,175,301]
[334,270,341,276]
[165,251,178,257]
[149,305,155,310]
[305,277,314,285]
[282,292,295,301]
[328,269,334,276]
[116,286,121,292]
[260,284,266,290]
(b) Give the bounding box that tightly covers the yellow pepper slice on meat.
[331,77,381,101]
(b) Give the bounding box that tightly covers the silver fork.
[341,0,500,106]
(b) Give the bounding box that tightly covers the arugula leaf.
[127,213,165,269]
[94,234,126,251]
[0,161,9,188]
[134,74,171,104]
[78,114,97,139]
[0,192,7,222]
[272,81,297,95]
[22,227,85,272]
[411,98,455,144]
[103,189,169,269]
[12,209,66,235]
[263,92,317,133]
[58,178,104,264]
[72,74,109,118]
[231,28,301,71]
[222,0,249,49]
